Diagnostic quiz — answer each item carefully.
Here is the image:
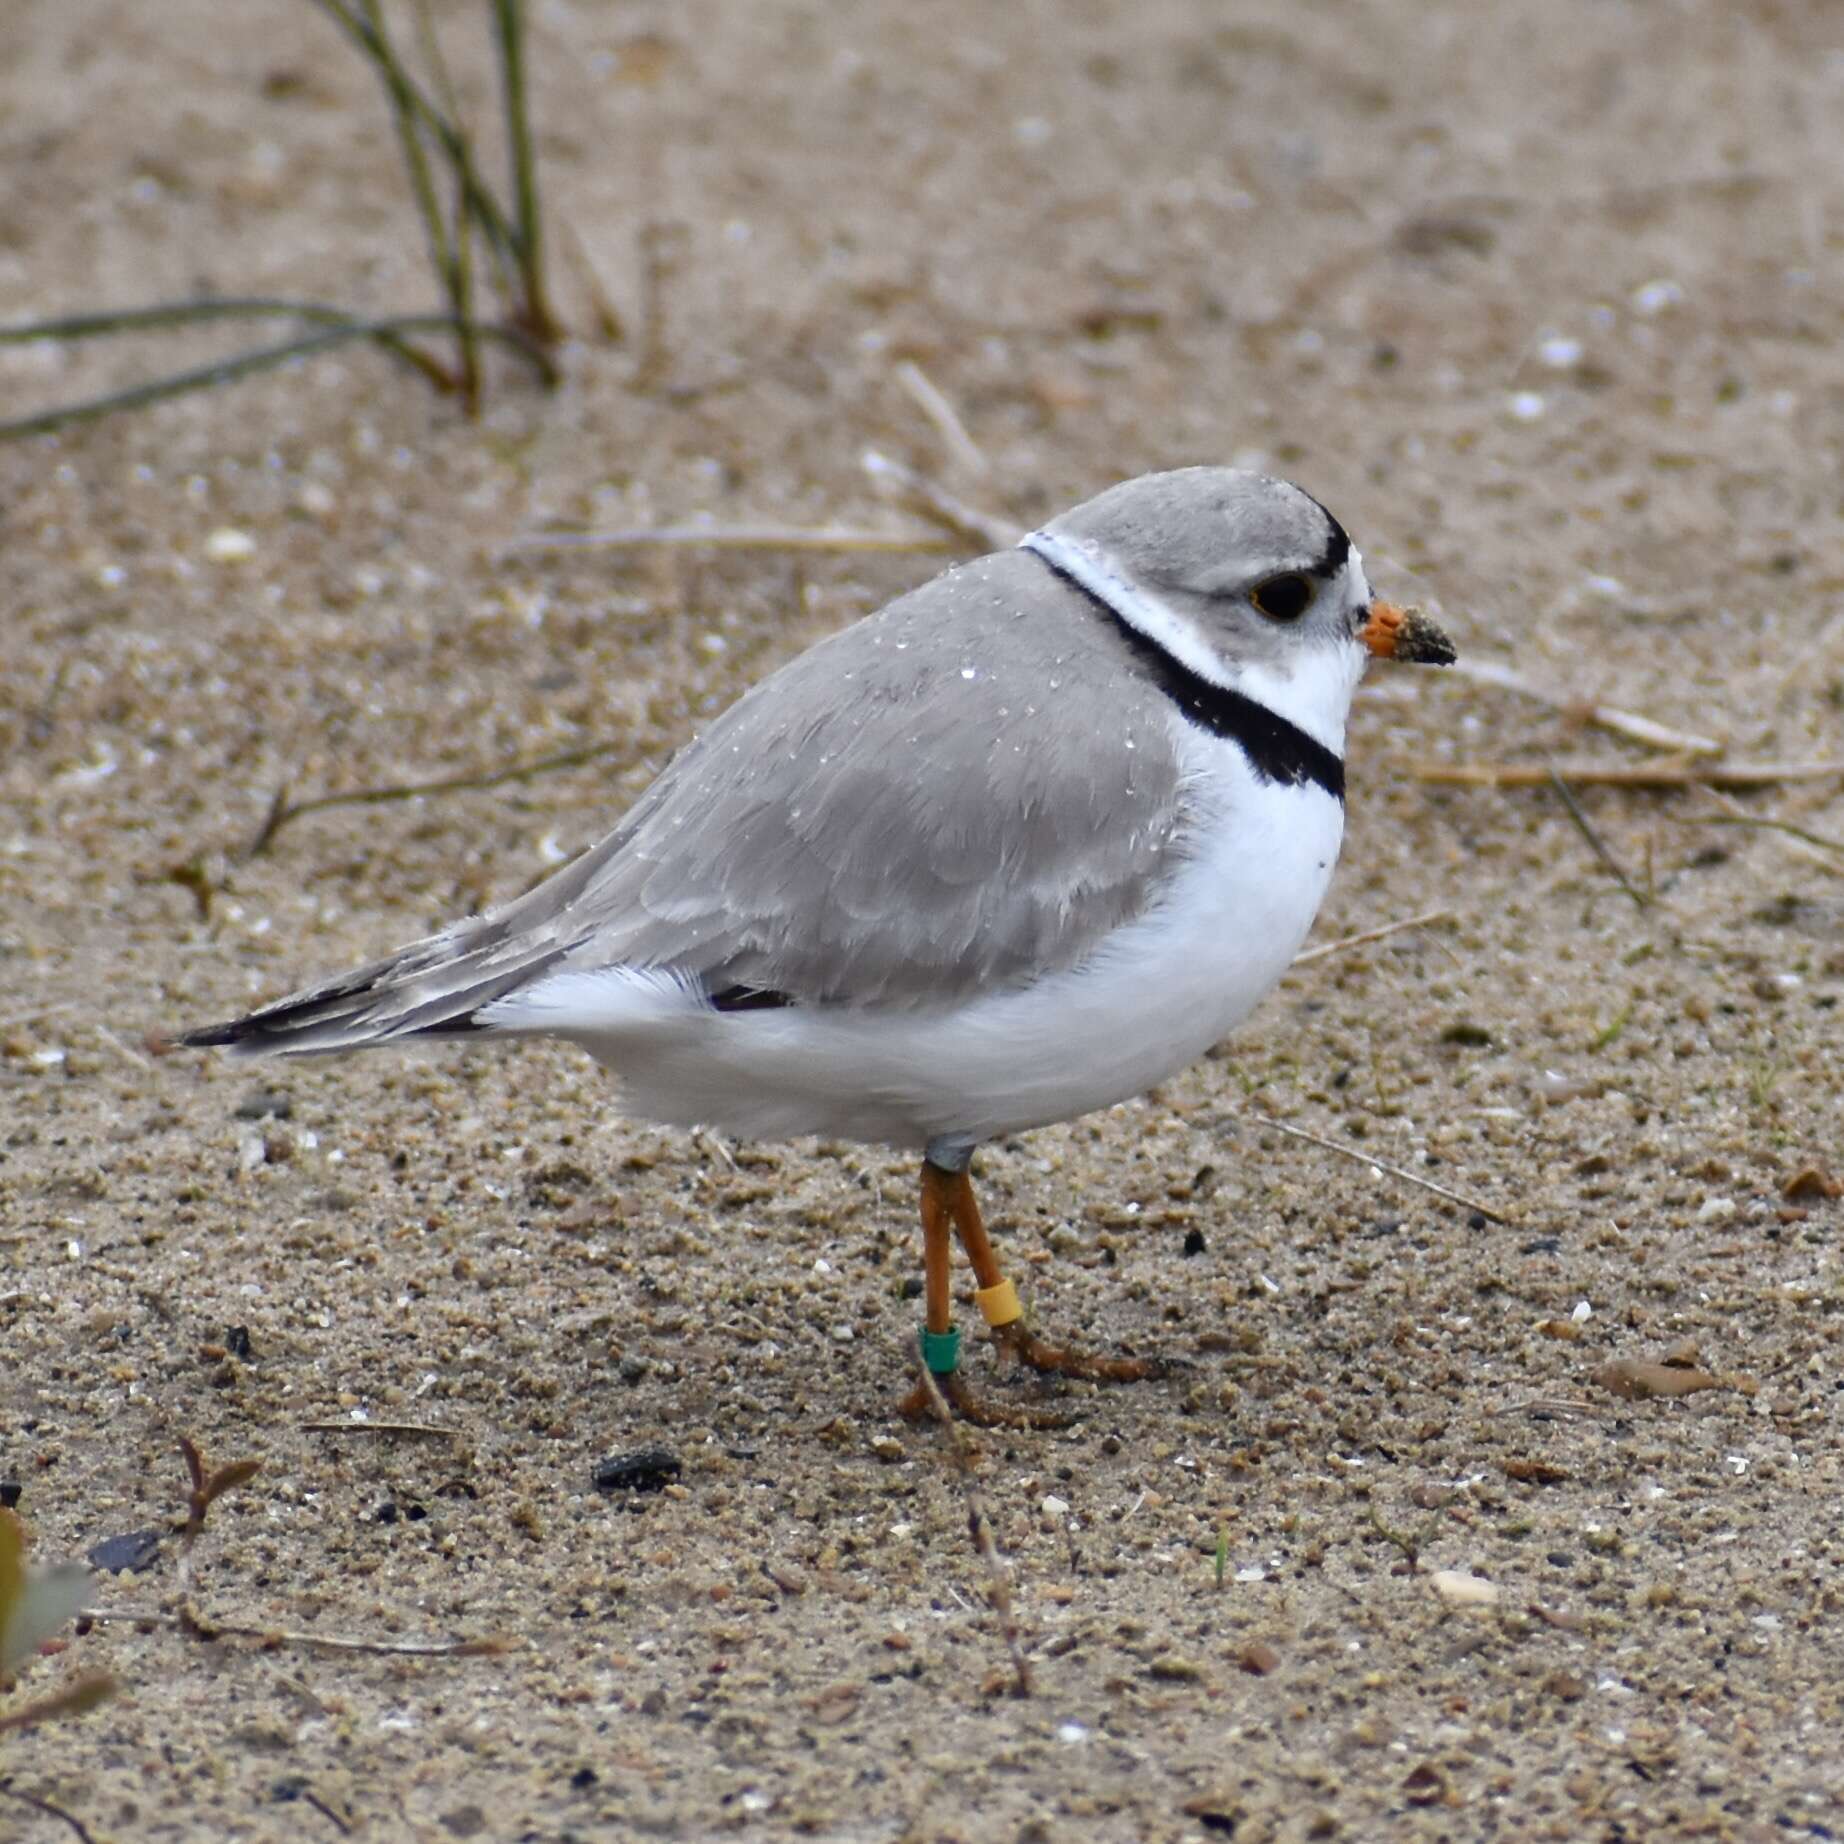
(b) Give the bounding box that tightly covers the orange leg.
[897,1157,1161,1425]
[938,1165,1160,1383]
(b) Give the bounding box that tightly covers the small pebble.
[592,1447,682,1494]
[87,1528,163,1574]
[203,527,257,563]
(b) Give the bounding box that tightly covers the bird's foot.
[896,1368,1074,1430]
[993,1320,1166,1383]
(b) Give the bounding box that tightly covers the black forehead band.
[1297,491,1351,580]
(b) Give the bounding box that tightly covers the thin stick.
[300,1789,353,1836]
[1234,1110,1516,1225]
[894,361,989,477]
[0,314,553,443]
[245,739,625,858]
[0,1673,116,1740]
[1449,658,1722,757]
[1697,812,1844,856]
[0,1781,102,1844]
[1291,908,1455,966]
[81,1605,516,1658]
[299,1420,456,1439]
[89,1024,152,1071]
[860,448,1022,551]
[498,523,953,560]
[1484,1397,1599,1419]
[1415,759,1844,790]
[911,1356,1032,1698]
[1548,765,1649,908]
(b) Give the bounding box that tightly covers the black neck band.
[1028,552,1346,803]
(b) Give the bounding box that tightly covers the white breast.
[898,725,1346,1141]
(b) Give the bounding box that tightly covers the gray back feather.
[522,549,1189,1006]
[214,548,1194,1047]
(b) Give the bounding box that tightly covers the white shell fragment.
[1430,1569,1501,1608]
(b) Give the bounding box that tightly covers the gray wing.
[184,551,1189,1051]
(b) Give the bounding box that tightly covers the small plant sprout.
[179,1436,263,1543]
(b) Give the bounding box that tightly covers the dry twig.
[0,1673,117,1740]
[911,1355,1032,1698]
[80,1605,516,1658]
[498,523,952,561]
[1548,765,1649,908]
[298,1420,457,1440]
[1292,908,1455,966]
[246,740,625,858]
[0,1780,104,1844]
[1415,758,1844,790]
[894,360,990,478]
[1448,659,1721,756]
[1233,1110,1515,1225]
[860,449,1022,551]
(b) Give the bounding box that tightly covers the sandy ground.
[3,1,1843,1838]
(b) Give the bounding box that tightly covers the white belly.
[565,743,1345,1151]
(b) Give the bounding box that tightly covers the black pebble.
[1521,1236,1562,1256]
[226,1325,254,1359]
[1182,1228,1207,1258]
[87,1528,163,1574]
[593,1447,682,1494]
[0,1480,20,1509]
[1468,1212,1488,1231]
[570,1767,599,1791]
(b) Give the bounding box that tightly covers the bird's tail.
[176,915,570,1058]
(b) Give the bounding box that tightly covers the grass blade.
[491,0,559,342]
[0,312,554,443]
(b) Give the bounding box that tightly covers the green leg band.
[920,1325,962,1376]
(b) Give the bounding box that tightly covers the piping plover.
[179,468,1454,1422]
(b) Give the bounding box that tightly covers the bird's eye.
[1250,572,1316,622]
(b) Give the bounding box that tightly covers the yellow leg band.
[975,1279,1023,1329]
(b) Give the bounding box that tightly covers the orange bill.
[1360,601,1457,666]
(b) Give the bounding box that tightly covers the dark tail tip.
[174,1018,260,1050]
